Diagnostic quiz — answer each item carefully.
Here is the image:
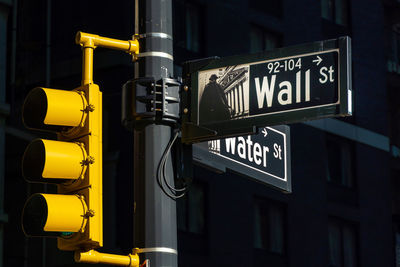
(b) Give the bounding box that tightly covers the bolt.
[81,156,95,166]
[184,108,188,114]
[84,209,95,218]
[86,104,95,112]
[184,85,189,91]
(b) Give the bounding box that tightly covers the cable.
[162,140,186,193]
[156,129,188,200]
[162,130,188,197]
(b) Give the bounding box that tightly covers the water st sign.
[193,125,291,192]
[182,37,351,143]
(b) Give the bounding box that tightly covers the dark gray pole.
[133,0,178,266]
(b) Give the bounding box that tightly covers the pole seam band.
[136,51,174,60]
[134,247,178,255]
[137,32,173,40]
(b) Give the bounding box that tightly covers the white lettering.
[224,137,271,167]
[237,137,246,159]
[225,138,236,154]
[246,136,254,162]
[253,143,262,165]
[263,146,269,167]
[255,75,276,108]
[305,69,310,102]
[296,70,301,103]
[273,143,283,160]
[278,81,292,105]
[319,66,328,84]
[328,66,335,82]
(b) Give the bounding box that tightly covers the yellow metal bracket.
[75,31,139,85]
[75,249,141,267]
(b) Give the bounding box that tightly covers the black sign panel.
[249,51,338,116]
[193,125,291,192]
[182,37,351,143]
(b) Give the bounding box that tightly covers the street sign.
[193,125,291,192]
[182,37,351,143]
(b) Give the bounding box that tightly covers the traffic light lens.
[22,88,48,130]
[22,194,57,237]
[22,139,46,183]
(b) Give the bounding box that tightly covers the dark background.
[0,0,400,266]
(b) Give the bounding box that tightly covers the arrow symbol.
[262,128,268,137]
[312,55,322,66]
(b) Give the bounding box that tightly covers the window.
[328,219,358,267]
[387,24,400,74]
[393,222,400,267]
[177,182,206,234]
[185,3,201,53]
[254,198,286,254]
[173,1,203,53]
[326,135,354,188]
[395,232,400,267]
[250,26,282,53]
[321,0,348,26]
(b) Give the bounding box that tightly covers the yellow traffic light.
[22,87,88,131]
[21,83,103,251]
[22,193,87,235]
[20,31,144,265]
[22,139,87,182]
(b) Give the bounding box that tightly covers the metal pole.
[133,0,177,266]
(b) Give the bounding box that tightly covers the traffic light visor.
[22,193,87,237]
[22,139,87,183]
[22,87,87,131]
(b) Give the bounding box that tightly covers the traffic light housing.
[21,84,103,251]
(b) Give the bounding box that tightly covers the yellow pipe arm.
[81,45,94,86]
[76,31,139,86]
[76,31,139,55]
[75,250,140,267]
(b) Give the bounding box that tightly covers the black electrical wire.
[162,141,187,193]
[162,130,188,196]
[156,129,188,200]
